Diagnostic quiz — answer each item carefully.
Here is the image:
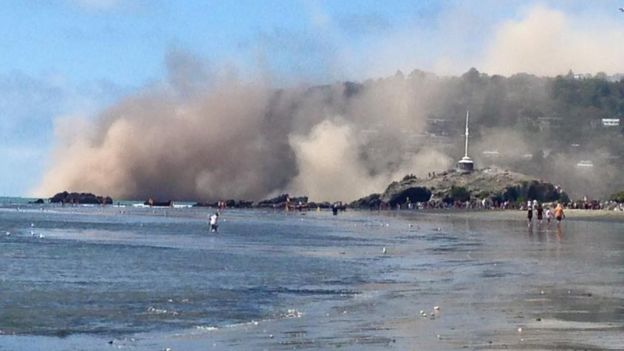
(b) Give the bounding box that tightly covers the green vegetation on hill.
[610,191,624,203]
[394,68,624,154]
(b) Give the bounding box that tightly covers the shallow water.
[0,203,623,350]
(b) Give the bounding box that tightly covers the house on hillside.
[537,117,562,132]
[601,118,620,127]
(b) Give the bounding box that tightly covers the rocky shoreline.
[49,191,113,205]
[44,166,624,212]
[350,167,568,210]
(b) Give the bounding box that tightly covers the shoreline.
[5,200,624,222]
[1,205,623,350]
[353,207,624,223]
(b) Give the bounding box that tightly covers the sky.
[2,0,624,196]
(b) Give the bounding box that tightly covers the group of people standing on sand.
[527,200,565,226]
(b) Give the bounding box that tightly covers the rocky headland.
[350,167,568,209]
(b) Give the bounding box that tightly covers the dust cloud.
[34,4,624,201]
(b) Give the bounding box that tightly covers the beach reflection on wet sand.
[137,211,624,350]
[0,208,622,350]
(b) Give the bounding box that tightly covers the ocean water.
[0,201,623,350]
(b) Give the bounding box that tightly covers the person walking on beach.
[527,200,533,226]
[209,212,219,232]
[536,202,544,224]
[554,203,565,224]
[545,207,553,224]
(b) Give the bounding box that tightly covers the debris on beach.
[285,309,303,318]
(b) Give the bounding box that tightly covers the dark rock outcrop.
[193,200,253,208]
[50,191,113,205]
[193,201,219,207]
[144,198,173,207]
[256,194,289,208]
[385,187,432,206]
[229,200,253,208]
[349,193,384,209]
[362,167,568,208]
[308,201,332,209]
[256,194,308,209]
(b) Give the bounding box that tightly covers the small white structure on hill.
[457,110,474,173]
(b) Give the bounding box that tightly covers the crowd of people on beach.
[393,199,549,211]
[391,197,624,212]
[525,200,565,226]
[567,198,624,211]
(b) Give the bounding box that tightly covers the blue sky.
[0,1,439,85]
[1,0,623,196]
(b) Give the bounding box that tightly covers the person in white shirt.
[209,212,219,232]
[545,207,553,224]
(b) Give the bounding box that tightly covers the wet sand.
[399,208,624,222]
[1,208,623,350]
[183,211,624,350]
[114,212,624,350]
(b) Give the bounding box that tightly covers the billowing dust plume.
[482,5,624,76]
[34,4,624,201]
[35,64,452,202]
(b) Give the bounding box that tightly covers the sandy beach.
[397,208,624,222]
